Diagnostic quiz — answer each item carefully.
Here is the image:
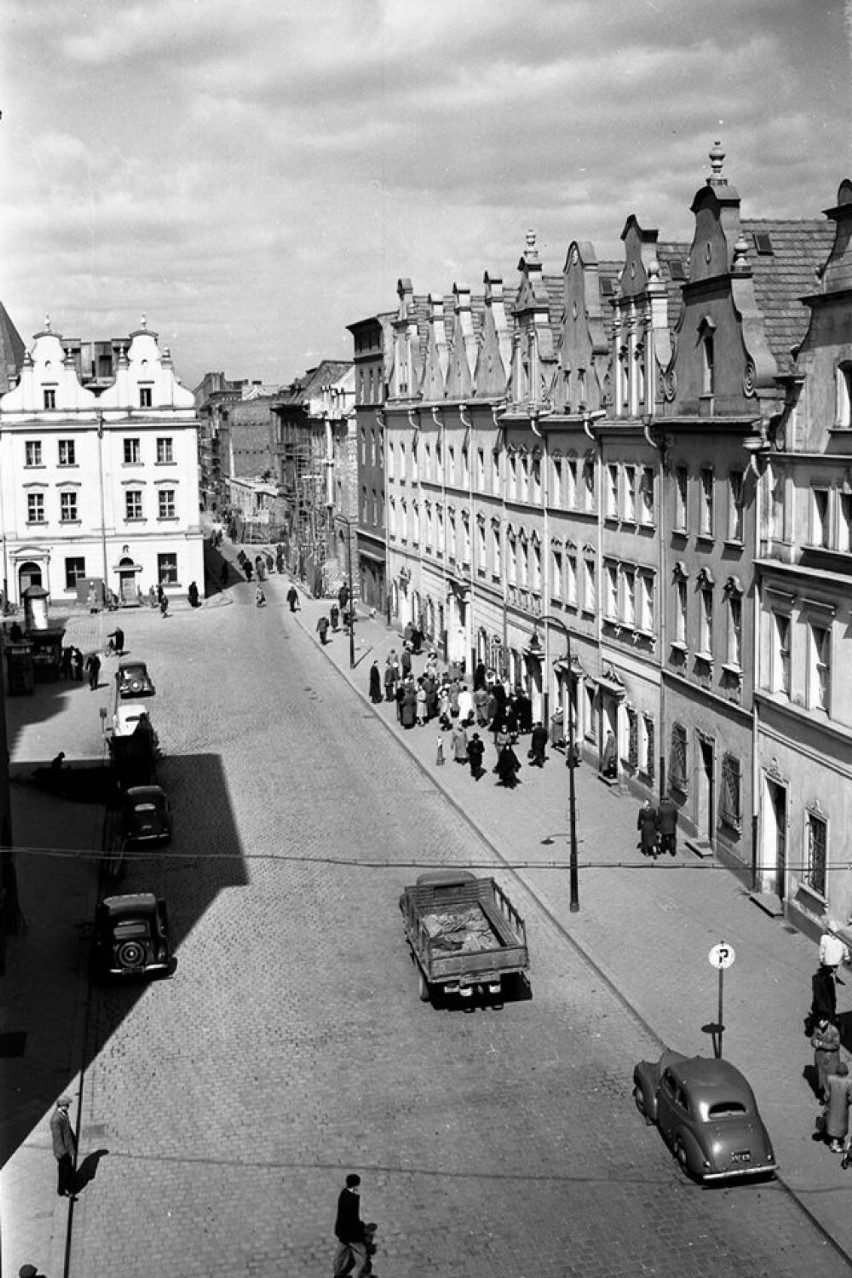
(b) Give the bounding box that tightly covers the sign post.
[708,942,736,1059]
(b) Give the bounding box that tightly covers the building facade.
[0,320,204,605]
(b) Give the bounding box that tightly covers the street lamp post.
[535,614,580,912]
[334,514,356,669]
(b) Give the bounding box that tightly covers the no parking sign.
[708,942,736,970]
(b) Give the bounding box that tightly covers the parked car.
[116,660,155,699]
[121,785,171,845]
[633,1049,777,1182]
[92,893,176,979]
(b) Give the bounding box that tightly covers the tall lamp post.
[334,513,356,669]
[534,614,580,912]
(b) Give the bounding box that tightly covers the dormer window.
[140,386,152,409]
[835,362,852,427]
[43,388,56,410]
[698,318,716,397]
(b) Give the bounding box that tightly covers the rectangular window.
[158,488,176,519]
[492,524,501,578]
[772,612,791,696]
[670,722,687,793]
[583,459,595,512]
[43,388,56,410]
[507,538,517,586]
[805,811,828,897]
[584,557,596,612]
[491,452,500,495]
[124,438,141,465]
[477,448,485,489]
[157,437,174,464]
[59,491,78,522]
[606,464,619,518]
[624,466,636,522]
[508,455,518,500]
[639,573,654,632]
[623,568,636,627]
[674,466,687,531]
[25,441,42,467]
[551,549,563,599]
[139,386,152,409]
[727,595,742,667]
[728,471,744,542]
[125,489,143,520]
[841,492,852,553]
[566,459,577,510]
[605,563,618,619]
[699,468,714,537]
[810,623,831,711]
[566,552,577,606]
[640,466,654,524]
[720,753,742,829]
[461,448,469,485]
[58,439,76,466]
[812,489,830,548]
[65,557,85,590]
[476,519,486,575]
[27,492,45,523]
[675,578,687,645]
[699,586,713,655]
[551,458,563,507]
[157,553,178,585]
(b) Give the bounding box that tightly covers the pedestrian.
[415,679,427,726]
[810,964,838,1028]
[107,626,125,655]
[820,918,850,972]
[437,682,451,730]
[157,582,164,605]
[316,615,330,644]
[400,680,417,729]
[514,686,533,734]
[458,683,473,722]
[823,1061,852,1153]
[286,585,300,612]
[451,717,469,764]
[423,673,439,722]
[601,729,617,778]
[448,677,461,719]
[436,733,445,766]
[473,685,490,727]
[813,1015,842,1103]
[468,731,485,780]
[85,651,101,690]
[159,593,169,618]
[384,651,399,701]
[330,603,340,632]
[338,583,350,614]
[401,644,412,679]
[244,559,253,582]
[87,584,98,614]
[50,1095,76,1198]
[188,581,200,607]
[529,721,548,767]
[495,742,521,788]
[333,1173,369,1278]
[61,646,73,680]
[255,585,266,607]
[369,661,382,703]
[220,562,229,588]
[658,793,678,856]
[637,799,660,858]
[72,648,84,682]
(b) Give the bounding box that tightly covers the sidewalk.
[281,571,852,1258]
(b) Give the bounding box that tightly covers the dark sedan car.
[633,1049,777,1182]
[116,660,155,699]
[121,785,171,846]
[92,893,176,979]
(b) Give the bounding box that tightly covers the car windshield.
[113,921,150,939]
[134,804,158,815]
[702,1100,748,1120]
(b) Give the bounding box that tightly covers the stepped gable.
[0,301,25,392]
[741,218,835,374]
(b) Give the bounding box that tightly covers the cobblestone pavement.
[47,573,852,1278]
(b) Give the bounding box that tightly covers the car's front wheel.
[633,1084,652,1125]
[674,1137,691,1176]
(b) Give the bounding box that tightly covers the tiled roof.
[741,219,834,373]
[0,301,25,391]
[597,261,622,344]
[654,241,691,331]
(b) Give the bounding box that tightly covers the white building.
[0,319,204,606]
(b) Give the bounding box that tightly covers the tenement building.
[356,145,852,932]
[0,318,203,606]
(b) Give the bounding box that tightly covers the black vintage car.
[93,893,177,979]
[121,785,171,846]
[116,660,155,699]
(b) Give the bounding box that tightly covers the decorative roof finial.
[708,140,726,185]
[141,313,147,329]
[44,314,51,333]
[732,233,750,273]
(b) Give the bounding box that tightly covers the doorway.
[696,736,715,842]
[765,778,788,900]
[18,561,42,596]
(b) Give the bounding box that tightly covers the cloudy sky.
[1,0,849,391]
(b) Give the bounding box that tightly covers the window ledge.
[125,517,147,524]
[723,538,744,551]
[722,662,743,676]
[695,650,714,663]
[59,519,82,527]
[57,464,79,470]
[157,517,180,523]
[155,461,177,467]
[696,532,715,544]
[670,640,688,653]
[25,520,48,527]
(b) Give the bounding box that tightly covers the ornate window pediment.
[723,574,743,599]
[673,560,690,582]
[696,565,715,588]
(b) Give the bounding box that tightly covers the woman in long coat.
[401,681,418,729]
[495,743,521,788]
[369,662,382,703]
[451,719,469,763]
[813,1016,842,1102]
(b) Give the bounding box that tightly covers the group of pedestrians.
[635,795,679,858]
[809,920,852,1160]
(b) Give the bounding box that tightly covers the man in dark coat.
[601,730,617,778]
[658,794,678,856]
[333,1173,368,1278]
[316,616,330,644]
[529,721,548,767]
[467,732,485,779]
[369,662,382,703]
[637,800,660,857]
[286,586,299,612]
[50,1096,76,1197]
[85,652,101,690]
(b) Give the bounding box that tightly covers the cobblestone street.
[53,580,852,1278]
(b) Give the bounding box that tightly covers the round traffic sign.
[709,942,736,970]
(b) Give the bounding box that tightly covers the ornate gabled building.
[657,144,833,869]
[0,319,203,605]
[753,178,852,930]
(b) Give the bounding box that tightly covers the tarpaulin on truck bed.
[421,905,499,954]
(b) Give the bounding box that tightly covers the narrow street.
[55,584,852,1278]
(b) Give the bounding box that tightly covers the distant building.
[0,319,203,605]
[348,313,393,612]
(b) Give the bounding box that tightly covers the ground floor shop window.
[65,557,86,590]
[157,553,178,585]
[805,810,828,898]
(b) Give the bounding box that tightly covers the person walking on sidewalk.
[637,799,660,858]
[415,678,427,726]
[823,1061,852,1153]
[369,661,382,703]
[316,615,330,644]
[255,585,266,608]
[85,651,101,690]
[658,794,678,856]
[107,626,125,655]
[330,602,340,631]
[529,721,548,767]
[820,918,850,973]
[333,1173,369,1278]
[286,585,300,612]
[451,717,469,764]
[50,1096,76,1197]
[159,592,169,618]
[467,732,485,780]
[813,1015,842,1103]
